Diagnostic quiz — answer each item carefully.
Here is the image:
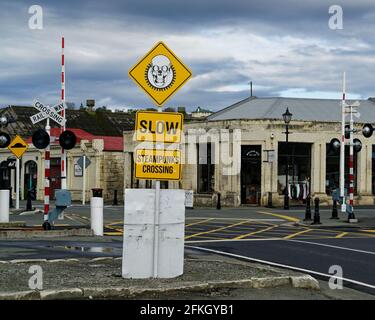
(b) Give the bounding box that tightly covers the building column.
[20,159,25,200]
[67,154,74,190]
[124,152,132,189]
[357,143,373,204]
[311,141,326,199]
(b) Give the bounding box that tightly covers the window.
[160,181,169,189]
[197,143,215,193]
[277,142,311,195]
[326,144,357,195]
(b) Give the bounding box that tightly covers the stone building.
[124,97,375,207]
[0,106,131,202]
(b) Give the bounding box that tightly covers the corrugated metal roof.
[207,97,375,123]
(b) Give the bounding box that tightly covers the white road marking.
[186,217,284,222]
[186,245,375,290]
[289,239,375,255]
[186,238,283,244]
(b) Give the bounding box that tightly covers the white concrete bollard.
[90,197,103,236]
[0,190,10,223]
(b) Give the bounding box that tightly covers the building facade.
[0,128,124,203]
[0,105,129,203]
[124,97,375,207]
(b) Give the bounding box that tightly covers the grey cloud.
[1,0,375,111]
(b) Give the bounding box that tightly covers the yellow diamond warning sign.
[128,41,192,106]
[8,135,28,159]
[136,111,183,143]
[135,149,181,181]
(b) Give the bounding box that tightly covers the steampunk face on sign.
[146,54,176,91]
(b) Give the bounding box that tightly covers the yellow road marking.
[185,220,252,240]
[105,225,123,233]
[186,218,214,227]
[107,220,123,226]
[283,228,312,239]
[104,232,123,236]
[335,232,348,238]
[185,235,227,240]
[257,211,300,222]
[305,227,375,238]
[362,230,375,233]
[66,213,90,224]
[234,225,277,240]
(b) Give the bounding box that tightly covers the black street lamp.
[282,108,292,210]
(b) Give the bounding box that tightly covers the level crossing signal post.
[30,101,77,230]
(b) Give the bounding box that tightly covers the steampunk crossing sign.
[135,148,181,181]
[30,100,66,126]
[128,41,192,106]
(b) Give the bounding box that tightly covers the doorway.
[241,145,262,205]
[0,161,11,189]
[24,161,37,199]
[50,158,61,199]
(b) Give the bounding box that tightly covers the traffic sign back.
[77,156,91,169]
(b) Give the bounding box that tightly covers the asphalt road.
[4,203,375,296]
[188,237,375,295]
[0,239,123,261]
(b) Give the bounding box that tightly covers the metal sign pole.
[348,105,355,220]
[153,105,162,278]
[44,117,51,222]
[82,155,86,205]
[61,36,67,191]
[16,157,20,209]
[340,72,346,212]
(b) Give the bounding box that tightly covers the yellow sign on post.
[135,149,181,181]
[128,41,192,106]
[136,111,183,143]
[8,135,28,159]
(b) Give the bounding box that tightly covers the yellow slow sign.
[135,149,181,181]
[136,111,183,143]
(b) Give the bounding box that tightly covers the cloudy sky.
[0,0,374,112]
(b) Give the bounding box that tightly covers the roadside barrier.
[312,197,321,225]
[331,199,339,219]
[0,189,10,223]
[304,196,312,221]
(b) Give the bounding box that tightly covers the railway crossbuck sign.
[30,100,66,126]
[128,42,192,106]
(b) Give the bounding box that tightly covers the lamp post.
[282,108,293,210]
